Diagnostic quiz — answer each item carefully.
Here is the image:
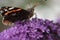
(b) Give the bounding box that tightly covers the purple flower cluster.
[0,18,60,40]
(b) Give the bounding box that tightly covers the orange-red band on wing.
[5,9,21,15]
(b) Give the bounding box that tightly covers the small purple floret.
[0,18,60,40]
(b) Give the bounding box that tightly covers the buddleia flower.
[0,18,60,40]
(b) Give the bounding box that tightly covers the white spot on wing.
[9,7,14,10]
[4,9,8,11]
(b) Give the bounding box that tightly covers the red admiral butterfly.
[0,5,36,26]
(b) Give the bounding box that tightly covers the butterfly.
[0,5,36,26]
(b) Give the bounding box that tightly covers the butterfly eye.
[11,13,16,16]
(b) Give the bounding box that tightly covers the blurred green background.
[0,0,60,32]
